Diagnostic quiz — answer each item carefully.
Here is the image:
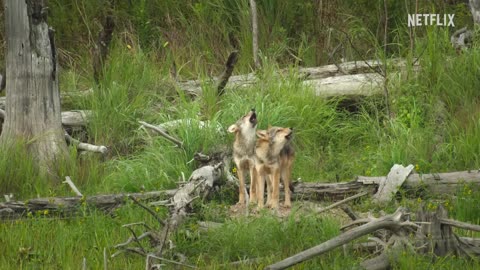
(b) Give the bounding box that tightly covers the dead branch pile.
[266,205,480,270]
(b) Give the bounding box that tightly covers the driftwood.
[139,121,183,148]
[268,205,480,270]
[0,190,177,219]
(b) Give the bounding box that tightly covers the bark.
[217,51,239,96]
[470,0,480,25]
[1,0,68,172]
[0,89,93,110]
[93,0,115,83]
[249,0,260,69]
[0,109,91,128]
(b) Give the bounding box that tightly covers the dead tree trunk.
[249,0,260,69]
[470,0,480,25]
[92,0,115,83]
[1,0,68,172]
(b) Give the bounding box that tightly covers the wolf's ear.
[256,130,268,139]
[267,124,272,130]
[227,124,238,133]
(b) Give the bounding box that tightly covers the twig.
[317,191,368,214]
[128,195,166,226]
[139,121,183,148]
[63,176,83,197]
[147,254,198,269]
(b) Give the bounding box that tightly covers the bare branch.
[317,191,368,214]
[63,176,83,197]
[139,121,183,148]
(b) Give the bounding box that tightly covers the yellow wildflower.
[127,44,132,50]
[43,210,49,216]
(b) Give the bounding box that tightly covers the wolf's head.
[227,109,257,137]
[256,126,293,157]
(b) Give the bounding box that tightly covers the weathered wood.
[0,190,177,219]
[265,207,414,270]
[177,58,416,98]
[373,164,414,204]
[0,90,93,110]
[1,0,68,172]
[357,170,480,195]
[292,180,375,201]
[217,51,239,96]
[65,133,108,154]
[139,121,183,148]
[249,0,260,69]
[305,73,383,97]
[470,0,480,25]
[316,191,368,214]
[0,109,91,128]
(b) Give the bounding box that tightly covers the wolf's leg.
[282,163,292,208]
[256,167,265,208]
[266,175,272,207]
[237,168,247,205]
[270,168,281,209]
[249,165,258,204]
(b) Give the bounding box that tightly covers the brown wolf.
[255,126,294,209]
[228,109,258,205]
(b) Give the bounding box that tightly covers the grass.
[2,2,480,268]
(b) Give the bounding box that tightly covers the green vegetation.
[2,0,480,269]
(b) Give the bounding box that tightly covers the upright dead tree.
[470,0,480,25]
[93,0,115,83]
[1,0,68,172]
[249,0,260,69]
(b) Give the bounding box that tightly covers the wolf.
[228,109,258,205]
[255,126,294,209]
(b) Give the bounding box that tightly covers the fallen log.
[4,167,480,219]
[0,190,177,219]
[177,58,417,98]
[357,169,480,195]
